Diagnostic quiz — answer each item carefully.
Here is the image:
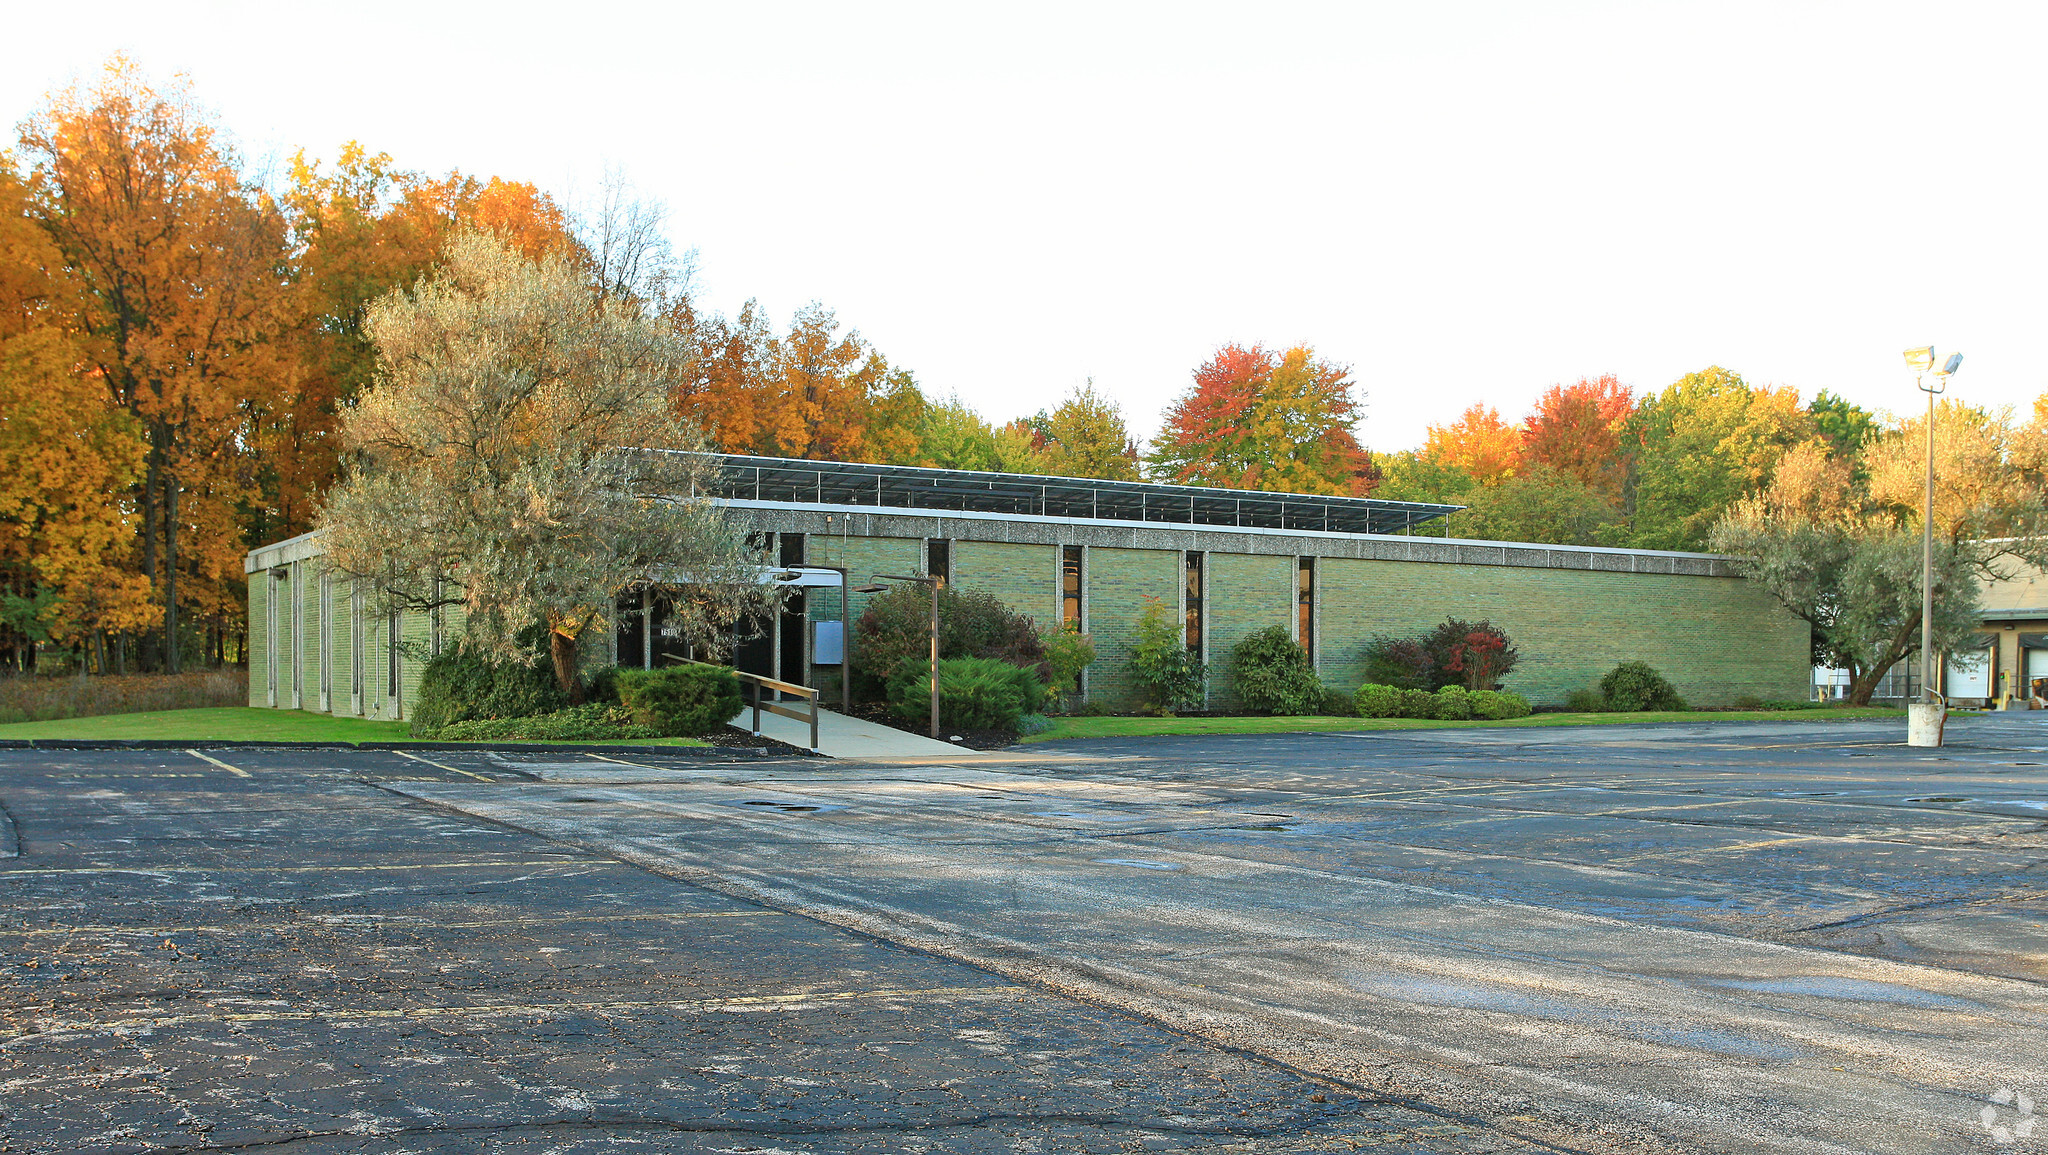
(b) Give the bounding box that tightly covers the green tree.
[1034,381,1139,480]
[1376,450,1474,505]
[915,395,1005,471]
[1627,367,1817,551]
[1808,390,1879,462]
[1457,465,1623,546]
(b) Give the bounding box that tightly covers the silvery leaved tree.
[1710,403,2048,705]
[319,230,767,702]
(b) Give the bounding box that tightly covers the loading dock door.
[1946,643,1992,699]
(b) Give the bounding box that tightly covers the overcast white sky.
[7,1,2044,450]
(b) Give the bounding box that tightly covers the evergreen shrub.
[615,665,744,736]
[411,639,568,737]
[1229,626,1323,715]
[1564,687,1607,712]
[1600,661,1687,712]
[887,657,1043,731]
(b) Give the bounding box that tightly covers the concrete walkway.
[729,704,977,759]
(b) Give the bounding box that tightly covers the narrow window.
[926,539,951,588]
[1298,557,1316,665]
[1185,551,1204,654]
[1061,546,1083,629]
[778,532,805,568]
[429,577,444,657]
[388,610,402,699]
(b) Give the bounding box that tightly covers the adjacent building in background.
[244,453,1813,720]
[1952,557,2048,706]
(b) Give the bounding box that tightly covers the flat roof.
[693,452,1462,536]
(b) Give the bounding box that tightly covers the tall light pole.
[1904,346,1961,747]
[855,574,940,739]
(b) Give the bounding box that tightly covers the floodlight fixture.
[1904,346,1936,372]
[1940,352,1963,376]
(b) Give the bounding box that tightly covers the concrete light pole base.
[1906,702,1946,747]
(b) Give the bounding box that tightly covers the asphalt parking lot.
[4,716,2045,1153]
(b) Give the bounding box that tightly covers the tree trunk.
[139,452,160,672]
[164,477,180,674]
[550,630,586,705]
[1845,666,1887,706]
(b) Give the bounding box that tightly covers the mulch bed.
[706,727,818,755]
[839,700,1019,750]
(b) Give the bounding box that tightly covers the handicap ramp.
[729,705,977,760]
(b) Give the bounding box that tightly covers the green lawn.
[0,706,708,747]
[1022,706,1906,743]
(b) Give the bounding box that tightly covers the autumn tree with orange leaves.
[0,158,154,672]
[19,57,293,671]
[1422,403,1521,486]
[1520,374,1634,501]
[1147,343,1375,495]
[270,145,582,544]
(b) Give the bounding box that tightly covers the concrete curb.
[3,738,816,758]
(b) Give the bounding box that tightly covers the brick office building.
[244,453,1811,720]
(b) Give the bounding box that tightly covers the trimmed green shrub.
[1469,690,1532,720]
[888,657,1043,731]
[1016,713,1055,736]
[1229,626,1323,715]
[1399,687,1440,719]
[1600,660,1687,712]
[1320,685,1359,717]
[615,665,745,736]
[1131,595,1204,715]
[1354,682,1404,718]
[412,640,569,737]
[1564,687,1606,712]
[1433,685,1473,720]
[436,704,659,742]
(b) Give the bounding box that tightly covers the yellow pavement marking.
[1606,835,1817,865]
[582,752,665,770]
[10,984,1027,1036]
[390,749,492,781]
[5,910,787,936]
[2,859,594,877]
[185,750,250,778]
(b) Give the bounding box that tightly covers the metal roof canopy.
[682,451,1463,536]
